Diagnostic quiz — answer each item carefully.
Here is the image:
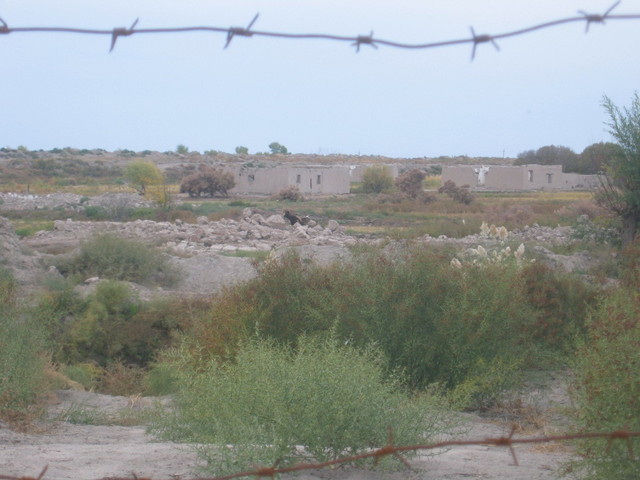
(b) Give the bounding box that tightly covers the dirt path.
[0,381,574,480]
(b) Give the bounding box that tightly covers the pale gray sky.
[1,0,638,158]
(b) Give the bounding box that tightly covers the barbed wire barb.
[486,425,519,465]
[0,17,8,34]
[224,13,259,49]
[352,31,377,52]
[605,429,635,459]
[469,26,500,61]
[110,18,139,52]
[579,0,621,32]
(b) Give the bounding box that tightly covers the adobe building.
[441,164,599,191]
[227,165,351,195]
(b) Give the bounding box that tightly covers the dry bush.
[180,167,235,197]
[555,200,608,220]
[395,169,426,199]
[488,397,549,435]
[207,208,243,222]
[98,361,147,396]
[272,186,304,201]
[373,191,436,212]
[438,180,475,204]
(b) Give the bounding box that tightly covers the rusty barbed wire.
[1,428,638,480]
[0,1,638,59]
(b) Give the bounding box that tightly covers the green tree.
[515,145,579,172]
[124,160,164,195]
[176,144,189,155]
[268,142,288,155]
[596,93,640,245]
[579,142,624,174]
[361,165,394,193]
[235,146,249,155]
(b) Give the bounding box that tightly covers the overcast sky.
[1,0,638,158]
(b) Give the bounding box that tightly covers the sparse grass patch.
[55,233,180,287]
[56,401,157,426]
[219,249,271,261]
[12,220,55,237]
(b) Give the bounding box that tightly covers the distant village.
[222,163,599,196]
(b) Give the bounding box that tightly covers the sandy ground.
[0,374,575,480]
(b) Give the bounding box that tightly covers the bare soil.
[0,373,575,480]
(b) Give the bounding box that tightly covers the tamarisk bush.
[151,338,448,476]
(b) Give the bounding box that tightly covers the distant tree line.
[515,142,623,175]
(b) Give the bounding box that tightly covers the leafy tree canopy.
[124,161,164,195]
[268,142,289,155]
[595,92,640,245]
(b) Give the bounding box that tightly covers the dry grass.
[487,397,550,435]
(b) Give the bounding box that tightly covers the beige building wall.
[227,165,351,195]
[442,164,596,191]
[483,166,525,189]
[561,173,601,190]
[287,166,351,194]
[441,167,477,187]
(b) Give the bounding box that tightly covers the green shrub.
[62,363,101,390]
[0,267,47,418]
[62,281,140,365]
[144,362,179,395]
[152,338,448,476]
[358,249,532,405]
[361,165,394,193]
[569,287,640,479]
[520,262,600,350]
[61,282,185,368]
[31,275,84,356]
[55,233,180,286]
[83,205,108,220]
[180,248,534,408]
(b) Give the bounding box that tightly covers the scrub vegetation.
[1,102,639,474]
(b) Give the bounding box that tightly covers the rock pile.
[420,223,574,248]
[24,208,359,256]
[0,192,152,212]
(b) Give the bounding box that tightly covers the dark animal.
[284,210,309,226]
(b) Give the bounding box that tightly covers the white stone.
[326,219,340,231]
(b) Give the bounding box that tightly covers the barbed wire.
[0,1,638,59]
[1,428,638,480]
